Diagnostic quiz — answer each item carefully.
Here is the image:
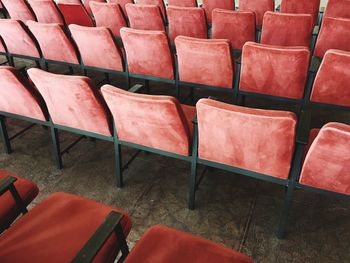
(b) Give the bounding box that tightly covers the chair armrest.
[319,6,325,13]
[0,176,17,196]
[192,115,197,125]
[128,84,144,93]
[296,110,312,145]
[275,4,280,12]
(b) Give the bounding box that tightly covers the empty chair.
[239,0,274,27]
[126,3,165,31]
[138,0,167,21]
[1,0,36,22]
[167,0,197,7]
[107,0,134,17]
[280,0,320,26]
[90,1,127,37]
[260,12,313,48]
[202,0,235,23]
[212,9,255,51]
[167,6,207,42]
[82,0,105,14]
[57,1,94,26]
[27,0,65,25]
[324,0,350,19]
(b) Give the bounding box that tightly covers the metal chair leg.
[114,142,123,188]
[0,117,12,154]
[277,183,295,239]
[50,126,62,169]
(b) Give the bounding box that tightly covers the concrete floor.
[1,60,350,263]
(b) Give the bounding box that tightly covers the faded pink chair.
[260,12,313,48]
[138,0,167,21]
[324,0,350,19]
[1,0,36,22]
[57,1,94,26]
[202,0,235,23]
[239,0,274,27]
[82,0,105,14]
[280,0,321,26]
[126,3,165,31]
[212,9,255,51]
[167,6,207,42]
[107,0,134,17]
[167,0,197,7]
[27,0,65,25]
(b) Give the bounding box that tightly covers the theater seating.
[280,0,321,26]
[126,3,165,31]
[107,0,134,17]
[1,0,36,22]
[57,1,94,27]
[239,0,275,28]
[82,0,105,15]
[138,0,167,21]
[27,0,65,25]
[202,0,235,23]
[168,0,197,7]
[324,0,350,19]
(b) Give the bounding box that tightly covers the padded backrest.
[168,0,197,7]
[239,0,274,27]
[167,6,207,42]
[324,0,350,19]
[314,17,350,58]
[27,21,79,64]
[280,0,320,26]
[138,0,166,20]
[57,2,94,26]
[300,123,350,194]
[120,27,174,79]
[107,0,134,17]
[175,36,234,88]
[240,42,310,99]
[27,68,112,136]
[69,24,124,71]
[310,49,350,108]
[260,11,313,48]
[202,0,235,22]
[196,98,297,179]
[126,3,165,31]
[27,0,64,25]
[212,9,255,50]
[90,2,127,37]
[1,0,36,22]
[101,85,192,156]
[82,0,105,14]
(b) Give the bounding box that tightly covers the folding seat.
[324,0,350,19]
[107,0,134,17]
[124,225,254,263]
[167,0,197,7]
[126,3,165,31]
[1,0,36,22]
[202,0,235,23]
[57,1,94,26]
[211,9,255,51]
[167,6,207,42]
[90,1,127,38]
[280,0,321,26]
[101,85,196,188]
[260,12,313,48]
[138,0,167,21]
[239,0,274,28]
[27,0,65,25]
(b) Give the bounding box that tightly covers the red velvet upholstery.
[90,1,127,37]
[168,0,197,7]
[120,27,174,79]
[138,0,166,20]
[1,0,36,22]
[300,123,350,195]
[313,17,350,58]
[125,225,253,263]
[324,0,350,19]
[101,86,195,156]
[27,68,112,136]
[27,0,64,25]
[202,0,235,22]
[126,3,165,31]
[0,192,132,263]
[27,21,79,64]
[69,24,124,71]
[0,19,40,58]
[0,66,47,121]
[212,9,255,50]
[175,36,234,88]
[239,0,274,27]
[260,12,313,47]
[167,6,207,42]
[83,0,105,15]
[240,42,310,99]
[310,49,350,108]
[107,0,134,17]
[197,99,297,179]
[57,2,94,27]
[0,170,39,233]
[280,0,320,26]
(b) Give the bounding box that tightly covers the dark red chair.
[239,0,274,28]
[324,0,350,19]
[57,1,94,27]
[280,0,321,26]
[168,0,197,7]
[27,0,65,25]
[1,0,36,22]
[202,0,235,23]
[126,3,165,31]
[138,0,167,21]
[107,0,134,17]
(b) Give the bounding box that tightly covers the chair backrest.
[27,21,79,64]
[196,98,297,179]
[1,0,36,22]
[69,24,124,71]
[82,0,105,14]
[314,17,350,58]
[239,0,274,27]
[167,0,197,7]
[138,0,166,20]
[0,19,40,58]
[167,6,207,42]
[90,2,127,37]
[202,0,235,23]
[240,42,310,99]
[299,123,350,194]
[107,0,134,17]
[27,0,65,25]
[260,12,313,48]
[280,0,320,26]
[310,49,350,108]
[27,68,112,136]
[212,9,255,50]
[57,2,94,26]
[175,36,234,88]
[101,85,192,156]
[120,27,174,79]
[126,3,165,31]
[324,0,350,19]
[0,66,47,121]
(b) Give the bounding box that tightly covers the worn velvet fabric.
[138,0,167,20]
[1,0,36,22]
[314,17,350,58]
[27,68,112,136]
[197,99,297,179]
[168,0,197,7]
[324,0,350,19]
[69,24,124,71]
[280,0,320,26]
[57,2,94,27]
[202,0,235,22]
[108,0,134,17]
[101,86,195,156]
[212,9,255,50]
[27,21,79,64]
[239,0,274,27]
[167,6,207,42]
[300,123,350,195]
[175,36,234,88]
[0,170,39,233]
[27,0,64,25]
[82,0,105,15]
[120,27,174,79]
[126,3,165,31]
[0,192,132,263]
[260,12,313,48]
[125,225,254,263]
[240,42,310,99]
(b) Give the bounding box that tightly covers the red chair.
[138,0,167,21]
[212,9,255,51]
[27,0,65,25]
[239,0,274,27]
[168,0,197,7]
[167,6,207,42]
[324,0,350,19]
[57,1,94,26]
[202,0,235,23]
[1,0,36,22]
[280,0,321,26]
[82,0,105,15]
[107,0,134,17]
[126,3,165,31]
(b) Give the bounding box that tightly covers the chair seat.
[125,225,253,263]
[0,192,132,263]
